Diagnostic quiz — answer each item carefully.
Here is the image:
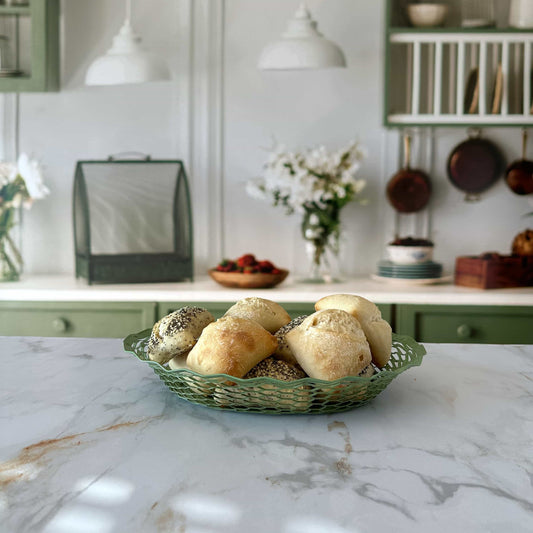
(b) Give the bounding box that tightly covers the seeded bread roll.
[285,309,372,380]
[214,357,309,410]
[358,364,375,378]
[224,297,291,333]
[245,356,307,380]
[186,316,278,377]
[315,294,392,368]
[147,307,215,365]
[273,315,307,366]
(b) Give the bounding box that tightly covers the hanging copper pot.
[446,130,505,202]
[505,129,533,195]
[386,134,432,214]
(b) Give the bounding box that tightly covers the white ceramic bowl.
[407,4,448,28]
[387,245,434,264]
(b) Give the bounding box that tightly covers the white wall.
[9,0,533,279]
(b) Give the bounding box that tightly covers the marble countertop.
[1,274,533,305]
[1,337,532,533]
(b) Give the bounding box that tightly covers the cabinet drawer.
[0,301,156,338]
[397,305,533,344]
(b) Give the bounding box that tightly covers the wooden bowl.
[208,269,289,289]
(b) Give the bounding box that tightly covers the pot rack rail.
[387,31,533,127]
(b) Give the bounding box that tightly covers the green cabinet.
[0,300,530,343]
[157,302,316,321]
[0,301,156,338]
[0,0,60,92]
[396,304,533,344]
[157,302,394,325]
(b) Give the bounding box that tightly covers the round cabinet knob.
[52,318,69,333]
[456,324,472,339]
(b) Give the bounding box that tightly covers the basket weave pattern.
[124,330,426,414]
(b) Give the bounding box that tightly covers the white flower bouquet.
[0,154,49,280]
[247,141,367,281]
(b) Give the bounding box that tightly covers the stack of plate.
[376,260,443,280]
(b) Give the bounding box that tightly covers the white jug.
[509,0,533,28]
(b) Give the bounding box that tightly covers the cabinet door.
[0,0,60,93]
[397,304,533,344]
[0,301,156,338]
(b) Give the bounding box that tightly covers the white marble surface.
[1,274,533,306]
[1,337,532,533]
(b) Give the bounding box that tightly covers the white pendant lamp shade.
[258,3,346,70]
[85,1,169,86]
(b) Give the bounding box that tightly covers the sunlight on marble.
[73,475,135,506]
[284,515,362,533]
[171,493,242,526]
[42,505,114,533]
[0,493,7,518]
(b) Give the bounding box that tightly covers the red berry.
[237,254,257,268]
[257,260,275,272]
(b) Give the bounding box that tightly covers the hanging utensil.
[505,129,533,195]
[446,129,505,202]
[386,133,432,214]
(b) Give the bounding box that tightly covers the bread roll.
[285,309,372,380]
[186,316,278,377]
[214,357,309,410]
[148,306,215,365]
[358,364,375,378]
[273,315,307,366]
[224,297,291,333]
[315,294,392,368]
[168,354,188,370]
[245,356,307,380]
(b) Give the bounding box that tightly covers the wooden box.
[455,254,533,289]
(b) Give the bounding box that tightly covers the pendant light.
[258,2,346,70]
[85,0,169,86]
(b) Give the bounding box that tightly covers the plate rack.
[386,31,533,127]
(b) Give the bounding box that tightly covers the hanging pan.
[446,129,505,202]
[386,134,431,214]
[505,129,533,196]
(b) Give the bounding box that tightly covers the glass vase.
[300,236,342,284]
[0,230,22,282]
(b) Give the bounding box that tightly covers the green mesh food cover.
[73,157,193,284]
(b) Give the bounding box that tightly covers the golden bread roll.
[224,297,291,333]
[186,316,278,377]
[147,306,215,365]
[273,315,307,366]
[285,309,372,380]
[315,294,392,368]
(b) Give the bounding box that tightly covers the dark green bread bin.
[73,155,193,284]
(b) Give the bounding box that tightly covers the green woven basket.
[123,330,426,414]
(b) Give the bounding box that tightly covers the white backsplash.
[7,0,532,279]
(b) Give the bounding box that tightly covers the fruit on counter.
[215,254,282,274]
[389,236,434,247]
[512,229,533,256]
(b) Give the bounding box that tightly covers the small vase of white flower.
[0,154,49,281]
[247,141,367,283]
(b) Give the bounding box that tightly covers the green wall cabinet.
[396,304,533,344]
[0,301,156,338]
[0,0,59,92]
